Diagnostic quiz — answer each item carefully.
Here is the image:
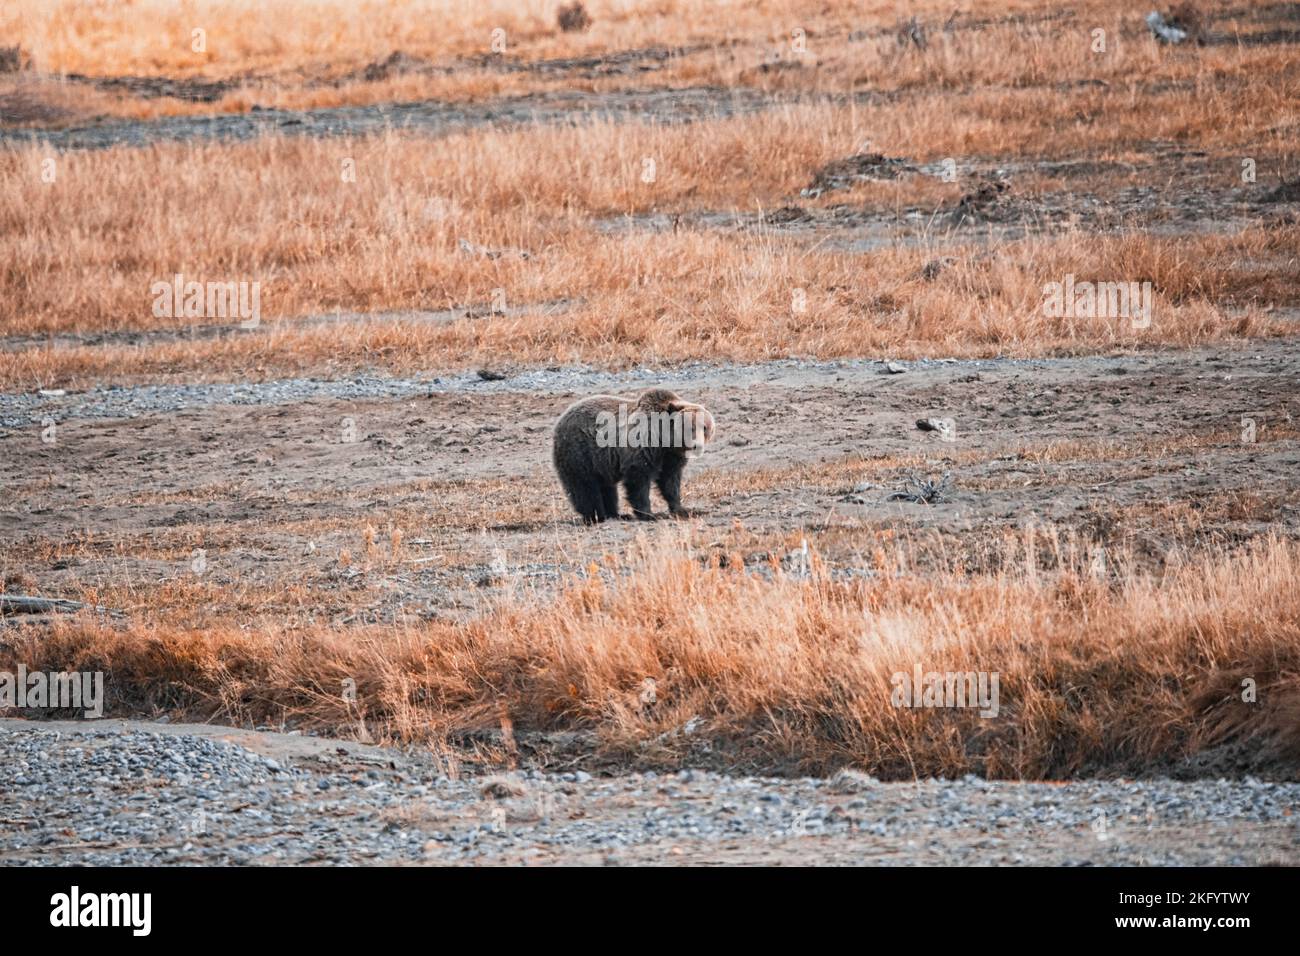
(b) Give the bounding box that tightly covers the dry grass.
[2,224,1281,389]
[4,0,1298,781]
[4,0,1295,128]
[4,2,1296,387]
[2,105,1293,388]
[5,529,1297,777]
[0,0,1123,79]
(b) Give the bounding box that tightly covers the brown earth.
[3,339,1298,627]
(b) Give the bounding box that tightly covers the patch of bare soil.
[593,141,1298,253]
[0,83,787,149]
[3,339,1297,631]
[0,85,72,126]
[803,152,918,196]
[61,72,240,102]
[465,44,704,78]
[775,147,1294,245]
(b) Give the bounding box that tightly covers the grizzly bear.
[552,388,715,523]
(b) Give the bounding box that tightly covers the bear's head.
[636,389,715,459]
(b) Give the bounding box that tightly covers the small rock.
[1145,11,1188,44]
[828,768,879,794]
[480,775,527,799]
[916,417,957,440]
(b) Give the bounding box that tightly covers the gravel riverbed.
[2,721,1295,866]
[6,342,1290,429]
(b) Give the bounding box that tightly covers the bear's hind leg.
[564,474,607,524]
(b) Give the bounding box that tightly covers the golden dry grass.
[4,0,1295,128]
[0,0,1133,79]
[5,529,1297,776]
[2,105,1294,388]
[2,226,1282,389]
[4,0,1296,387]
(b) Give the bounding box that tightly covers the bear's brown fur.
[552,388,715,523]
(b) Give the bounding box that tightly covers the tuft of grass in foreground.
[5,530,1297,778]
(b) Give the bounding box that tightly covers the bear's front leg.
[623,472,660,520]
[655,461,697,518]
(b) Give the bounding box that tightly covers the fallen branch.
[0,594,124,617]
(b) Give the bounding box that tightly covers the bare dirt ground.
[4,340,1298,624]
[0,84,783,151]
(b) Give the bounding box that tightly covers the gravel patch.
[2,722,1296,866]
[6,342,1295,429]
